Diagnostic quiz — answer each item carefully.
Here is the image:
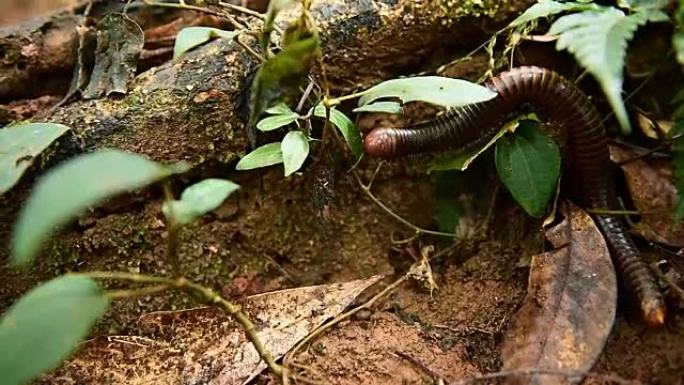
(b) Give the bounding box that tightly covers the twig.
[80,271,283,377]
[284,274,409,368]
[236,34,266,62]
[587,208,641,216]
[352,169,457,238]
[218,1,266,19]
[141,0,247,30]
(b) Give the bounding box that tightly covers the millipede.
[363,66,666,327]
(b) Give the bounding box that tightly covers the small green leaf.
[549,7,668,134]
[0,122,71,194]
[250,36,320,132]
[495,121,561,218]
[352,101,403,114]
[358,76,497,109]
[313,105,363,157]
[509,0,600,27]
[435,171,461,233]
[256,113,299,131]
[674,30,684,65]
[266,103,294,115]
[11,149,187,264]
[0,275,109,385]
[617,0,670,10]
[281,131,309,176]
[174,27,240,60]
[429,123,510,172]
[235,142,283,170]
[260,0,294,53]
[163,179,240,225]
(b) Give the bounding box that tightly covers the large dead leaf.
[82,13,144,99]
[502,204,617,385]
[39,275,383,385]
[609,144,684,247]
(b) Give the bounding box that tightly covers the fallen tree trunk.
[0,0,532,250]
[36,0,532,166]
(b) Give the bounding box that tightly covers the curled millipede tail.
[363,66,666,326]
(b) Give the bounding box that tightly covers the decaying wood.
[20,0,533,166]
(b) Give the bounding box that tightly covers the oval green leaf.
[509,0,600,28]
[0,122,71,194]
[313,105,363,158]
[162,178,240,225]
[281,131,309,177]
[266,103,294,115]
[352,101,403,114]
[11,149,187,264]
[357,76,497,109]
[0,275,109,385]
[256,113,299,131]
[174,27,240,60]
[235,142,283,170]
[495,121,561,218]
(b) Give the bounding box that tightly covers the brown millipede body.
[364,66,666,327]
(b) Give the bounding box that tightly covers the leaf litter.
[38,275,382,385]
[502,204,617,385]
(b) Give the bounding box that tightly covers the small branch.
[142,0,247,30]
[351,169,457,238]
[105,284,171,299]
[218,1,266,19]
[285,274,409,366]
[236,34,266,62]
[79,271,283,378]
[587,208,641,216]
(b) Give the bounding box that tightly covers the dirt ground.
[1,153,683,384]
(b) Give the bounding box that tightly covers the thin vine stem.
[80,271,283,377]
[351,169,457,238]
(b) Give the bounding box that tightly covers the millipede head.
[364,128,398,159]
[641,298,666,327]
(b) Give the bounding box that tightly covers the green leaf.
[358,76,497,108]
[549,7,668,134]
[434,171,461,233]
[352,101,403,114]
[266,103,294,115]
[495,121,561,218]
[0,275,108,385]
[235,142,283,170]
[163,179,240,225]
[260,0,294,53]
[0,122,71,194]
[509,0,600,27]
[429,123,510,172]
[250,36,320,131]
[281,131,309,177]
[174,27,240,60]
[256,113,299,131]
[313,105,363,157]
[617,0,670,10]
[674,30,684,65]
[11,149,187,265]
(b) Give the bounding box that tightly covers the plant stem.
[351,170,457,238]
[141,0,246,30]
[162,180,181,276]
[81,271,283,377]
[218,1,265,19]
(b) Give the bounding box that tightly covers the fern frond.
[509,0,600,28]
[549,7,668,134]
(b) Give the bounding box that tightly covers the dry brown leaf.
[609,145,684,247]
[39,275,383,385]
[501,204,617,385]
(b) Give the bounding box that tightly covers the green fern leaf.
[509,0,600,28]
[549,7,668,134]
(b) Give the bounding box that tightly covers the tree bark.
[29,0,532,167]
